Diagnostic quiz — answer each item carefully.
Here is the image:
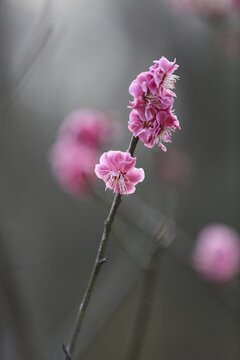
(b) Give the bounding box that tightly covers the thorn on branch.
[98,257,108,265]
[61,343,71,359]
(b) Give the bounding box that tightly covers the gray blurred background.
[0,0,240,359]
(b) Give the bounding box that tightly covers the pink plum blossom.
[49,108,123,197]
[128,57,180,151]
[192,224,240,284]
[49,139,98,195]
[128,109,180,151]
[156,147,192,187]
[149,57,179,96]
[233,0,240,8]
[168,0,234,15]
[95,151,145,194]
[129,58,178,115]
[58,109,119,150]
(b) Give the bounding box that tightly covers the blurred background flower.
[49,109,121,196]
[155,146,192,188]
[192,224,240,283]
[168,0,238,14]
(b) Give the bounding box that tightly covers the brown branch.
[62,136,139,360]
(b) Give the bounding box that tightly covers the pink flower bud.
[192,224,240,283]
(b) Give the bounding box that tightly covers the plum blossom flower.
[128,57,180,151]
[49,139,98,195]
[233,0,240,8]
[129,58,178,115]
[58,109,118,150]
[192,224,240,283]
[168,0,234,15]
[149,57,179,96]
[128,109,180,151]
[155,147,192,187]
[49,108,121,196]
[129,72,174,117]
[95,151,145,194]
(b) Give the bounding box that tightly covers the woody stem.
[62,135,139,360]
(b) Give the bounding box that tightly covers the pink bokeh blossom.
[156,147,192,186]
[233,0,240,8]
[128,57,180,151]
[50,139,98,195]
[49,108,121,196]
[95,151,145,194]
[192,224,240,283]
[58,109,118,150]
[169,0,235,15]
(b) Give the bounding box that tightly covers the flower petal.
[126,168,145,185]
[95,164,110,180]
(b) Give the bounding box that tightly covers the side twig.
[62,136,139,360]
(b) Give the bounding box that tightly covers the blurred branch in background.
[1,0,53,111]
[0,229,39,360]
[125,224,168,360]
[84,188,240,359]
[121,198,240,326]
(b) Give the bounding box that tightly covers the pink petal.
[112,151,136,173]
[126,168,145,184]
[129,80,143,97]
[124,182,136,194]
[95,164,110,179]
[99,152,115,170]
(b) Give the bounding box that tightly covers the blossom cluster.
[94,56,181,194]
[50,57,181,196]
[128,57,180,152]
[49,109,118,195]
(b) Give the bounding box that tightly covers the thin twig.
[92,190,240,326]
[126,226,167,360]
[0,231,38,360]
[62,136,139,360]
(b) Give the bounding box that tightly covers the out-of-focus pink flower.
[95,151,145,194]
[221,31,240,56]
[49,108,123,197]
[233,0,240,8]
[168,0,194,12]
[50,139,98,195]
[169,0,234,15]
[156,147,192,186]
[58,109,118,150]
[128,57,180,151]
[192,224,240,283]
